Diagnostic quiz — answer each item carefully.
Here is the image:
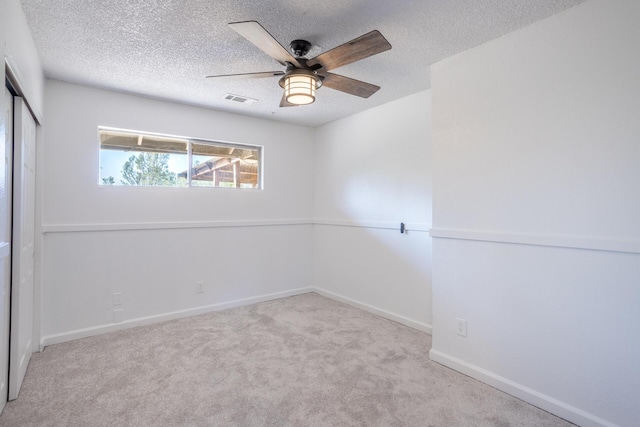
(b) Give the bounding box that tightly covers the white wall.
[430,1,640,426]
[313,91,432,331]
[41,81,315,344]
[42,82,434,343]
[44,81,314,225]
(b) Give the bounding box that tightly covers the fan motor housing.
[289,39,312,58]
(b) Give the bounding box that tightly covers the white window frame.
[98,127,263,189]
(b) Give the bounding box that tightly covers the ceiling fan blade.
[307,30,391,71]
[321,72,380,98]
[229,21,302,67]
[206,71,284,80]
[279,92,298,108]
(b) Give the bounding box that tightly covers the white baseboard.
[313,287,432,334]
[40,286,431,349]
[40,287,313,348]
[429,349,618,427]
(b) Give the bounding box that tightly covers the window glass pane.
[190,142,260,188]
[98,128,261,188]
[100,129,188,187]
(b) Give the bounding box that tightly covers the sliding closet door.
[0,87,14,411]
[8,96,36,401]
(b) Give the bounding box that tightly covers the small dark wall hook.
[400,222,405,234]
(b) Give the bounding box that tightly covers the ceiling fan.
[207,21,392,107]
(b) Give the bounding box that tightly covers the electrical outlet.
[113,292,122,306]
[113,309,123,323]
[456,317,467,337]
[196,281,204,293]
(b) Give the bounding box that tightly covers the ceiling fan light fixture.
[281,70,320,105]
[215,22,391,108]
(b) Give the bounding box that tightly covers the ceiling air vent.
[223,94,258,105]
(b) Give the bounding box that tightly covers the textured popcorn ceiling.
[21,0,584,127]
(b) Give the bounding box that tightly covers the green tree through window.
[121,153,178,186]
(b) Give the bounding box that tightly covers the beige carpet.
[0,293,573,426]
